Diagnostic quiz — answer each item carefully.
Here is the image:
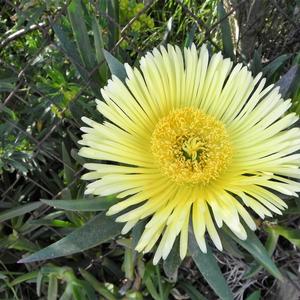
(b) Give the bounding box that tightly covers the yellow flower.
[79,44,300,264]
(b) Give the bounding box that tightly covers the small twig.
[0,23,47,49]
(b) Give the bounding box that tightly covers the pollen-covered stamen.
[151,107,233,185]
[182,137,205,161]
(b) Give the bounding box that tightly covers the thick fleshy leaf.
[217,2,234,60]
[92,17,107,80]
[250,46,262,76]
[106,0,119,49]
[41,197,119,212]
[223,225,283,280]
[263,54,291,79]
[68,0,95,70]
[0,202,43,223]
[163,238,181,281]
[18,213,122,263]
[266,225,300,248]
[244,227,279,278]
[245,290,261,300]
[188,231,234,300]
[184,24,196,48]
[132,219,147,248]
[276,65,300,98]
[178,281,208,300]
[103,49,127,82]
[79,268,116,300]
[52,23,90,81]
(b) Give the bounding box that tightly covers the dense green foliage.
[1,0,300,299]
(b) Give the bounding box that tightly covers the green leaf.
[0,79,16,92]
[79,268,116,300]
[68,0,95,71]
[244,227,279,278]
[178,281,208,300]
[41,197,119,212]
[284,207,300,215]
[163,238,181,281]
[6,234,39,252]
[107,0,119,49]
[124,246,135,280]
[246,290,261,300]
[18,213,122,263]
[263,54,291,79]
[61,143,75,189]
[220,234,244,259]
[143,264,161,300]
[276,65,300,98]
[48,274,58,300]
[217,2,234,60]
[188,231,234,300]
[10,271,38,286]
[52,23,90,81]
[103,49,127,82]
[0,202,43,223]
[184,24,196,48]
[250,46,262,76]
[223,225,283,280]
[92,17,107,80]
[266,225,300,248]
[132,219,147,248]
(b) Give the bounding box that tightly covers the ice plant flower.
[79,44,300,264]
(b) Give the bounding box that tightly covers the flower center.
[151,107,233,185]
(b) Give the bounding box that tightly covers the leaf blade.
[18,213,122,263]
[0,202,43,223]
[217,2,235,60]
[41,197,119,212]
[223,226,283,280]
[188,231,234,300]
[103,49,127,82]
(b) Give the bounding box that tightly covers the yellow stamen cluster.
[151,107,233,185]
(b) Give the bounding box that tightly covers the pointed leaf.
[178,281,208,300]
[61,143,74,188]
[246,290,261,300]
[244,227,279,278]
[92,18,107,80]
[217,2,234,60]
[189,231,234,300]
[184,24,196,48]
[68,0,95,70]
[19,213,122,263]
[79,268,116,300]
[250,46,262,76]
[163,238,181,281]
[103,49,127,82]
[266,225,300,248]
[107,0,119,49]
[223,225,283,280]
[53,23,90,82]
[263,54,291,79]
[0,202,43,223]
[41,197,119,212]
[276,65,300,98]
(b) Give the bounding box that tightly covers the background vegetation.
[1,0,300,299]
